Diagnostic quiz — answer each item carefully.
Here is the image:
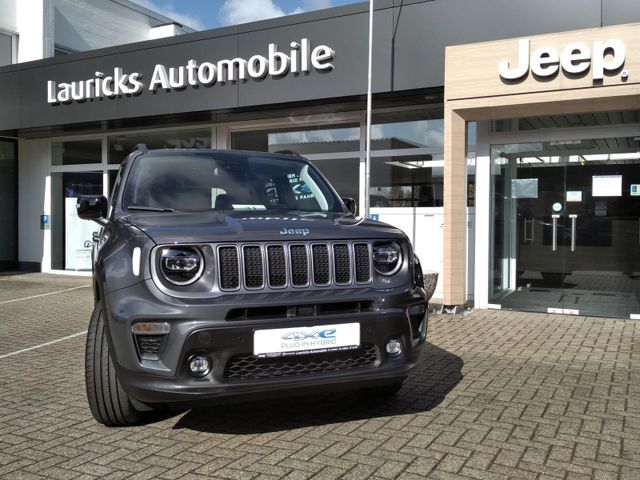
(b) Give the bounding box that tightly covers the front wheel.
[85,303,143,426]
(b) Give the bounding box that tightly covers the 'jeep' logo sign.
[280,227,310,236]
[499,38,628,82]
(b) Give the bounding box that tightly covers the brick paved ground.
[0,273,638,479]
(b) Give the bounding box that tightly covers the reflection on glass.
[467,121,477,147]
[123,153,341,213]
[52,139,101,165]
[489,151,509,297]
[370,155,443,207]
[371,119,444,149]
[108,170,119,197]
[270,127,359,148]
[371,108,444,149]
[232,125,360,155]
[108,128,211,164]
[51,172,103,271]
[230,109,450,210]
[0,33,12,67]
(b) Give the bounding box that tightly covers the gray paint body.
[85,148,428,407]
[0,0,638,134]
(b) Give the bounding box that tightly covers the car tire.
[85,303,143,426]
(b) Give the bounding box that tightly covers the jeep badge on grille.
[280,227,310,236]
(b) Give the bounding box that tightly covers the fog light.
[386,338,403,356]
[188,354,211,377]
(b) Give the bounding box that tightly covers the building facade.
[0,0,638,319]
[0,0,192,271]
[0,0,193,65]
[446,21,640,319]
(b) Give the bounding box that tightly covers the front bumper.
[104,280,427,406]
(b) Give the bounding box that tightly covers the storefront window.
[109,170,119,196]
[232,125,361,212]
[52,139,101,165]
[371,109,444,150]
[368,108,446,209]
[108,128,212,164]
[467,122,477,207]
[231,125,360,154]
[370,155,443,207]
[230,109,448,211]
[0,32,13,67]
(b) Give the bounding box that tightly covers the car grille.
[224,344,378,381]
[217,241,372,291]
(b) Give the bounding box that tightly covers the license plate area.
[253,323,360,358]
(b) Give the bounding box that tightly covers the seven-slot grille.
[217,242,372,290]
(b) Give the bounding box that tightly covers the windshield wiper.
[127,205,177,212]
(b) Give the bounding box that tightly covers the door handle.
[524,218,534,244]
[569,214,577,252]
[552,214,560,251]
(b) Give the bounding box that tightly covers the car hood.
[125,211,406,244]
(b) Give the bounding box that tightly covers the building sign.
[46,38,334,105]
[499,38,627,82]
[445,23,640,102]
[511,178,538,199]
[566,190,583,203]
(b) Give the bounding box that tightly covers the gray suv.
[78,146,428,426]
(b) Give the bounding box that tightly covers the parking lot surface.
[0,273,638,479]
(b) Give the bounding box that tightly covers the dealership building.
[0,0,639,319]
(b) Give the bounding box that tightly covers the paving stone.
[341,463,377,480]
[0,274,639,480]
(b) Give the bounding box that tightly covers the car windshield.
[122,151,343,213]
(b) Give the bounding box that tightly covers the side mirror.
[77,195,108,225]
[341,197,357,216]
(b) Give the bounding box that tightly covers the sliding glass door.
[490,136,640,318]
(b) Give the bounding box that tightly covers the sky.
[130,0,361,31]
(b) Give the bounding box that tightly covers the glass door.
[490,136,640,319]
[0,140,18,271]
[51,171,103,271]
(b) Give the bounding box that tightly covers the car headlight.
[160,246,204,285]
[373,241,403,276]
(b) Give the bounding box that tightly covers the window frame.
[0,30,17,66]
